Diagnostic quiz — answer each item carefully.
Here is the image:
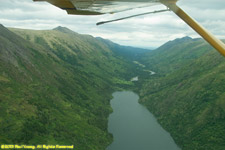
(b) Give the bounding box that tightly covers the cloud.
[0,0,225,48]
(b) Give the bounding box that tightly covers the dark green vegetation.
[136,37,225,150]
[0,25,143,149]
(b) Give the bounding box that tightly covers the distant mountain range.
[0,24,224,150]
[96,37,149,59]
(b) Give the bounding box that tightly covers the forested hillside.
[0,25,137,150]
[1,23,224,150]
[137,37,225,150]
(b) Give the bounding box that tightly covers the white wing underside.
[70,0,160,13]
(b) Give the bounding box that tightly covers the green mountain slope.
[138,37,225,150]
[140,37,213,74]
[0,25,135,149]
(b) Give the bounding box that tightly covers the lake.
[106,91,180,150]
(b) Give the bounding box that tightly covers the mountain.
[140,36,213,74]
[9,26,137,82]
[96,37,149,60]
[136,37,225,150]
[2,23,225,150]
[0,25,137,149]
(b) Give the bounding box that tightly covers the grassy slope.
[0,25,134,149]
[138,37,225,150]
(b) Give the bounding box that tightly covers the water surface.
[107,91,180,150]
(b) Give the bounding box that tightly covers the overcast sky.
[0,0,225,48]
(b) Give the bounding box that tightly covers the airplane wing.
[33,0,162,15]
[33,0,225,57]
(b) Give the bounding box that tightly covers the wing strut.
[161,1,225,57]
[96,9,169,26]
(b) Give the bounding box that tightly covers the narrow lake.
[106,91,180,150]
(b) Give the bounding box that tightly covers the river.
[106,91,180,150]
